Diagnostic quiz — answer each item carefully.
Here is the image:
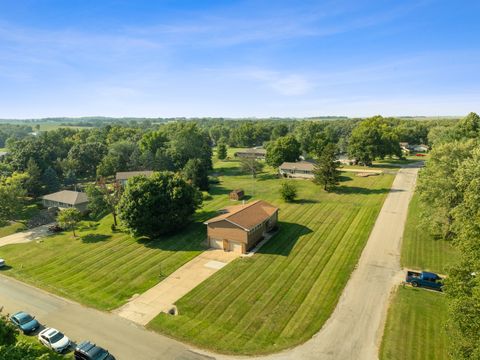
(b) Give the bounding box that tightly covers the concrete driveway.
[0,224,52,247]
[115,249,240,325]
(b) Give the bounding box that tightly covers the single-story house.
[116,170,154,185]
[279,161,315,179]
[42,190,89,212]
[204,200,278,254]
[229,189,244,201]
[234,148,267,159]
[411,144,429,153]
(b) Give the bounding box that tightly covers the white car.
[0,259,5,268]
[38,328,71,353]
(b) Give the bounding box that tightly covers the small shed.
[229,189,245,201]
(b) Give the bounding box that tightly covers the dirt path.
[115,249,240,325]
[211,165,420,360]
[0,224,52,248]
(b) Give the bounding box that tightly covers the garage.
[229,241,243,253]
[209,238,224,250]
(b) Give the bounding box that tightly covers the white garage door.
[229,241,243,254]
[210,238,223,250]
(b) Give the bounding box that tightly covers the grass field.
[380,287,449,360]
[147,156,394,355]
[401,192,457,274]
[0,201,41,238]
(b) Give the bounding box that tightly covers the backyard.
[147,155,395,354]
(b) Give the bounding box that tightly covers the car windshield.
[18,314,33,324]
[50,332,65,343]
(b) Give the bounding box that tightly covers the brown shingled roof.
[42,190,89,205]
[279,161,315,171]
[204,200,278,231]
[116,171,154,181]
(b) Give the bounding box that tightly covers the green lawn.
[380,287,449,360]
[401,192,457,274]
[148,158,394,355]
[0,211,217,310]
[0,201,41,238]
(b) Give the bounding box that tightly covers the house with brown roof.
[41,190,89,212]
[234,148,267,159]
[204,200,278,254]
[116,171,154,185]
[279,161,315,179]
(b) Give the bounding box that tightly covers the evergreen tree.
[280,181,297,202]
[217,143,227,160]
[313,143,340,191]
[24,158,42,197]
[182,158,209,191]
[42,166,60,194]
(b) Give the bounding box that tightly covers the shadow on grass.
[81,234,112,243]
[333,186,396,195]
[291,199,319,204]
[257,221,313,256]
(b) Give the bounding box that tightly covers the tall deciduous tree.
[0,172,28,223]
[266,135,301,168]
[348,116,401,165]
[313,143,340,191]
[86,180,122,225]
[239,157,263,178]
[57,208,82,237]
[117,172,201,238]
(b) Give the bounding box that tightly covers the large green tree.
[41,166,61,194]
[417,140,476,239]
[217,143,227,160]
[348,116,402,165]
[117,172,201,237]
[445,146,480,359]
[67,142,107,177]
[0,172,28,223]
[182,158,209,191]
[313,143,340,191]
[266,135,301,168]
[24,158,42,197]
[86,180,123,225]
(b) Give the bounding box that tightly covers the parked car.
[74,341,116,360]
[406,270,443,291]
[10,311,40,334]
[0,258,5,268]
[48,223,63,232]
[38,328,71,353]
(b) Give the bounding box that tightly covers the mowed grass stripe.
[149,172,394,354]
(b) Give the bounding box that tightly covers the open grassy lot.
[380,287,448,360]
[148,158,394,355]
[401,192,457,274]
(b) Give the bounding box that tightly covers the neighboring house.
[42,190,89,212]
[234,148,267,159]
[399,142,410,153]
[336,154,354,165]
[0,151,8,160]
[411,144,429,152]
[279,161,315,179]
[115,171,154,186]
[204,200,279,254]
[229,189,245,201]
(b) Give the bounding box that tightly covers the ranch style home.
[204,200,278,254]
[42,190,89,212]
[234,148,267,159]
[279,161,315,179]
[116,170,154,185]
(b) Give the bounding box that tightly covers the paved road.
[213,165,419,360]
[0,276,214,360]
[0,223,52,247]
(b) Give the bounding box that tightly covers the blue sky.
[0,0,479,118]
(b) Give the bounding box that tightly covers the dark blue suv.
[74,341,115,360]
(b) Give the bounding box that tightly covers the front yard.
[380,287,448,360]
[147,158,394,355]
